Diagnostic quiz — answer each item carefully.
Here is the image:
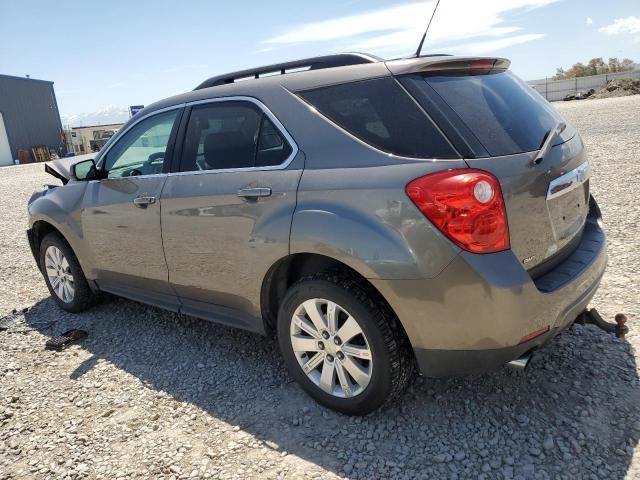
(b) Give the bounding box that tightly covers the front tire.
[277,272,412,415]
[40,232,98,313]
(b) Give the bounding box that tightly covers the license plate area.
[546,161,590,248]
[547,181,589,243]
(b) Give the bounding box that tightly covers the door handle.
[237,187,272,199]
[133,195,157,208]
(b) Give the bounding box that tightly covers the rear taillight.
[406,169,510,254]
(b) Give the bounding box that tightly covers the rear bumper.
[413,327,561,378]
[371,197,607,377]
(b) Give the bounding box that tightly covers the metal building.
[0,74,64,166]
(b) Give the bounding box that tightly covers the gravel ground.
[1,96,639,480]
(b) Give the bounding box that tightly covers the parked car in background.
[27,53,606,414]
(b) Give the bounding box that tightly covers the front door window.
[103,110,178,178]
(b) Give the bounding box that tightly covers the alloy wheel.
[44,245,75,303]
[290,298,373,398]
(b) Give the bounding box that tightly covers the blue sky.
[1,0,638,126]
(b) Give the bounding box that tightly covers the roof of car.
[137,53,509,119]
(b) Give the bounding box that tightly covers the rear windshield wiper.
[533,121,566,165]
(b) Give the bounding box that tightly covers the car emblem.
[546,161,590,201]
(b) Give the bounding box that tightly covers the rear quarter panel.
[292,160,463,280]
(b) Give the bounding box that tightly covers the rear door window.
[298,77,458,159]
[419,71,565,156]
[180,101,293,172]
[256,115,293,167]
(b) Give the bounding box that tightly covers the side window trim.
[168,105,192,174]
[95,105,185,174]
[162,107,184,174]
[172,96,298,176]
[253,113,265,166]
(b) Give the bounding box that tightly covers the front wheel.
[40,232,99,313]
[277,272,412,415]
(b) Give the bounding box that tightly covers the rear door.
[82,108,181,309]
[160,99,303,328]
[401,71,589,272]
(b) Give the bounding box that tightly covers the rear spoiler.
[385,56,510,76]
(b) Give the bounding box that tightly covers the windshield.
[422,71,568,156]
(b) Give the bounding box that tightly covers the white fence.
[527,70,640,102]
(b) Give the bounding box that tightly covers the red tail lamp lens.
[405,169,510,254]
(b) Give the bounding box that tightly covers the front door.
[160,100,303,328]
[82,108,181,309]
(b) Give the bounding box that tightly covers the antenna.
[415,0,441,58]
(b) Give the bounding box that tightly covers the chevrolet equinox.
[27,53,606,414]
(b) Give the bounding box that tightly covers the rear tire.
[277,272,412,415]
[39,232,99,313]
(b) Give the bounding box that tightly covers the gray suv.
[27,53,606,414]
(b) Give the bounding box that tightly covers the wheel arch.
[29,219,95,293]
[260,253,414,358]
[29,220,67,272]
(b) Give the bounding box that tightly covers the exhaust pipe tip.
[507,351,533,372]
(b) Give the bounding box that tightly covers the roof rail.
[194,53,380,90]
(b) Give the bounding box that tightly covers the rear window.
[420,71,562,156]
[298,77,458,159]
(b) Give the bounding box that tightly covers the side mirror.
[71,159,98,181]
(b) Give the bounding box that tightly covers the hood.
[44,153,96,184]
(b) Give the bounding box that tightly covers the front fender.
[28,183,92,275]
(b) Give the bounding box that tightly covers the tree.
[608,57,621,73]
[587,57,607,75]
[566,62,587,78]
[552,57,636,79]
[621,58,635,70]
[553,67,566,79]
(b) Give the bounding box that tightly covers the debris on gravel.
[589,78,640,99]
[563,88,596,101]
[1,96,639,479]
[563,78,640,101]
